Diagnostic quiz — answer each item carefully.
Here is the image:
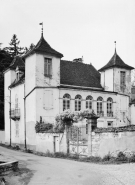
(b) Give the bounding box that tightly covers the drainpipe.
[24,82,27,150]
[8,87,11,146]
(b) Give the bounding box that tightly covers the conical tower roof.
[23,35,63,58]
[99,50,134,72]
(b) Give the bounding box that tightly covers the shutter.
[43,90,53,109]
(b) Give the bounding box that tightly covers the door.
[54,136,59,152]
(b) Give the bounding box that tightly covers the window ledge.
[44,74,52,78]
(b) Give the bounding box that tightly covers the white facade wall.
[36,88,60,124]
[10,84,24,146]
[36,54,60,87]
[130,104,135,125]
[100,69,113,91]
[114,68,131,95]
[4,69,16,144]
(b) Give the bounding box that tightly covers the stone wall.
[92,131,135,157]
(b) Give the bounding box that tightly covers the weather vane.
[114,41,116,53]
[39,22,43,36]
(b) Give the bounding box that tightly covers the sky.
[0,0,135,71]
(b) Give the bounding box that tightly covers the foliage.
[35,121,53,133]
[55,109,97,128]
[0,49,12,129]
[116,152,127,162]
[94,125,135,133]
[4,34,25,58]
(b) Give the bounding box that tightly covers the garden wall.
[92,131,135,157]
[0,130,5,144]
[36,132,67,153]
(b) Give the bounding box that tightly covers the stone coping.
[0,160,18,174]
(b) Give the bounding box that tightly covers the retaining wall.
[92,131,135,157]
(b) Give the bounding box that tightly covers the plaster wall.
[0,131,5,143]
[10,84,24,145]
[100,69,113,91]
[4,70,16,144]
[130,104,135,125]
[36,133,66,153]
[92,131,135,157]
[36,54,60,87]
[25,54,36,95]
[25,90,36,149]
[114,68,131,95]
[36,88,60,124]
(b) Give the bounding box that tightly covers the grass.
[1,143,135,164]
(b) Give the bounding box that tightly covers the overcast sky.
[0,0,135,70]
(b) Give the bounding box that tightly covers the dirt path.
[1,146,135,185]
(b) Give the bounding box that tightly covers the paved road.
[1,146,135,185]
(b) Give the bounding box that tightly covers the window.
[86,124,88,134]
[44,58,52,77]
[97,97,103,115]
[43,90,53,109]
[107,97,113,117]
[15,95,18,109]
[63,94,71,111]
[120,71,126,92]
[86,96,93,109]
[75,95,82,111]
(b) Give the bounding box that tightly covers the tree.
[4,34,25,58]
[0,49,12,129]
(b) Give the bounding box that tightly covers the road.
[0,146,135,185]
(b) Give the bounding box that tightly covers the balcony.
[107,112,113,117]
[97,111,104,117]
[10,109,20,121]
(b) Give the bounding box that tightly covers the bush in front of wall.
[35,121,53,133]
[116,152,128,162]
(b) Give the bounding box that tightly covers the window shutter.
[43,90,53,109]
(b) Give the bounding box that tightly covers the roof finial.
[39,22,43,37]
[114,41,116,53]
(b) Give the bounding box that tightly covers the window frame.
[86,95,93,109]
[107,97,113,117]
[44,58,52,77]
[97,97,103,114]
[63,94,71,111]
[75,95,82,111]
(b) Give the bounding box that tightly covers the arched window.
[86,96,93,109]
[75,95,82,111]
[107,97,113,117]
[63,94,71,111]
[15,95,18,109]
[97,97,103,115]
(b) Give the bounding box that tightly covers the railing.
[97,111,104,117]
[107,112,113,117]
[120,85,126,93]
[10,109,20,120]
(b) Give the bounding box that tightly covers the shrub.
[54,152,69,158]
[129,154,135,162]
[102,153,112,161]
[35,121,53,133]
[87,156,102,163]
[116,152,127,162]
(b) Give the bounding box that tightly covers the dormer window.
[16,66,23,81]
[44,58,52,77]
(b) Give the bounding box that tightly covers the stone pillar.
[88,119,92,156]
